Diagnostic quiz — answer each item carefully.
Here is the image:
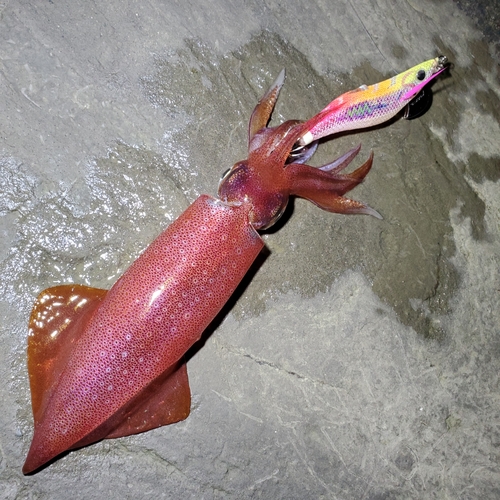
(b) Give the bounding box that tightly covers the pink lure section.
[23,195,264,473]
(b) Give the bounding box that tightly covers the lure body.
[23,56,447,473]
[298,56,448,146]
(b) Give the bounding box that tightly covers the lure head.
[399,55,448,101]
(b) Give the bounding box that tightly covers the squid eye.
[417,69,426,81]
[220,167,231,182]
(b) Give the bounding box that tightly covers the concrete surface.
[0,0,499,498]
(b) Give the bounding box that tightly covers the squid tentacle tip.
[367,207,383,220]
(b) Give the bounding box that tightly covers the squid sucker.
[23,56,448,474]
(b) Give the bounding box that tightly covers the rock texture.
[0,0,498,498]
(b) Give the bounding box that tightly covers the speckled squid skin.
[23,196,263,473]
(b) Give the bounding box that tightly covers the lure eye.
[417,69,426,81]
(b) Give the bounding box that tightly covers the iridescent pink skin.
[23,60,446,473]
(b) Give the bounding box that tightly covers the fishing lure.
[23,56,447,473]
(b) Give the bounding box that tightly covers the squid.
[23,56,448,473]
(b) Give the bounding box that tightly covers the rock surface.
[0,0,499,498]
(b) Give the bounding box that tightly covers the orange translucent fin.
[105,360,191,439]
[27,284,107,425]
[28,283,191,450]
